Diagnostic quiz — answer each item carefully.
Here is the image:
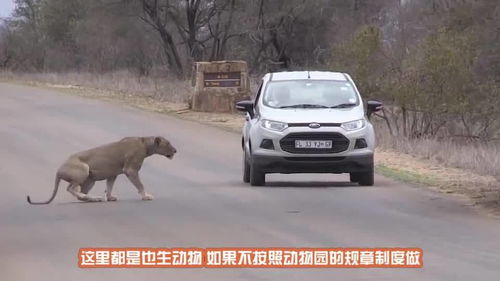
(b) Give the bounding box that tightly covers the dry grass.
[0,70,192,103]
[374,121,500,181]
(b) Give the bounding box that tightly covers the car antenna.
[307,71,311,79]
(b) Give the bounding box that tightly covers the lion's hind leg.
[67,183,90,202]
[80,178,95,194]
[61,160,102,202]
[80,179,103,202]
[67,182,103,202]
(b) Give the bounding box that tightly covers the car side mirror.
[367,100,383,118]
[236,100,255,118]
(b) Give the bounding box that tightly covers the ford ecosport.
[236,71,382,186]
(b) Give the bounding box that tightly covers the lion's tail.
[27,175,61,205]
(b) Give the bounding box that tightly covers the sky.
[0,0,15,18]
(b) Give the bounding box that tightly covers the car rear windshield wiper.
[280,104,329,109]
[329,103,357,108]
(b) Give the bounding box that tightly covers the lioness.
[27,136,177,205]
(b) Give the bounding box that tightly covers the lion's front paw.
[141,193,154,201]
[106,195,118,202]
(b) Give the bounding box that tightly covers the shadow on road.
[264,181,359,188]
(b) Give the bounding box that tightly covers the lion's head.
[153,136,177,159]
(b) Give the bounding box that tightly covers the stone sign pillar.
[191,60,250,113]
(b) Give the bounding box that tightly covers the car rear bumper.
[252,154,373,174]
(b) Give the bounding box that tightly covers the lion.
[27,136,177,205]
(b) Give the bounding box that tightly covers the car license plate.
[295,140,332,149]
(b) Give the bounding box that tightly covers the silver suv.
[236,71,382,186]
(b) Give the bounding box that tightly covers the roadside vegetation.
[1,0,499,211]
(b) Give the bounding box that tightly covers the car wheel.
[250,161,265,186]
[243,151,250,183]
[356,168,374,186]
[349,173,359,183]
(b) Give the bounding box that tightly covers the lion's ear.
[154,137,161,146]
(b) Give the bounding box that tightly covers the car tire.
[349,173,359,183]
[243,151,250,183]
[356,168,374,186]
[250,161,265,186]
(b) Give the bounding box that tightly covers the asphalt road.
[1,82,500,281]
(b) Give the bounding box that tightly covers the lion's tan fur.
[27,136,177,204]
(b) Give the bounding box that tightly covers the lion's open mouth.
[167,154,174,159]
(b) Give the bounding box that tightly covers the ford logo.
[308,123,321,129]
